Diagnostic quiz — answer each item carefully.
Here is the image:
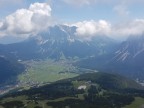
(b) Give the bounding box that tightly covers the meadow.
[18,59,78,86]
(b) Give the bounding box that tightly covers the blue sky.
[0,0,144,43]
[0,0,144,23]
[32,0,143,23]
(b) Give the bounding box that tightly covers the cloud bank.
[74,20,111,40]
[0,2,52,39]
[0,1,144,42]
[73,19,144,41]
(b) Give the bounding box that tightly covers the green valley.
[18,59,79,87]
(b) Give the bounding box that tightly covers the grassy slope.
[123,97,144,108]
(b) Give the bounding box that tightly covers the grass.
[2,96,144,108]
[26,102,36,108]
[1,96,80,108]
[72,81,86,88]
[18,60,78,86]
[47,97,79,102]
[123,97,144,108]
[1,96,27,103]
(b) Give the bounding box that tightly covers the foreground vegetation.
[123,97,144,108]
[0,72,144,108]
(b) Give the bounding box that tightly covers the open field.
[18,60,79,86]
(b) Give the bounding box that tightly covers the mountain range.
[0,25,117,60]
[76,35,144,81]
[0,25,144,86]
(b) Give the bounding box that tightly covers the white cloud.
[74,20,111,40]
[112,19,144,37]
[0,2,52,38]
[73,19,144,41]
[29,3,51,16]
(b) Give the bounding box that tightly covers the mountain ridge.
[0,25,117,60]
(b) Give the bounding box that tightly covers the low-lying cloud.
[74,20,111,40]
[113,19,144,37]
[73,19,144,41]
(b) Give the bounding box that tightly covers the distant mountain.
[0,25,117,60]
[113,35,144,63]
[0,56,25,85]
[0,25,118,88]
[1,24,144,88]
[76,35,144,80]
[107,35,144,79]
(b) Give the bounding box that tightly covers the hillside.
[0,72,144,108]
[72,72,142,90]
[0,57,25,86]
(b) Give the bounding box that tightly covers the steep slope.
[0,56,25,85]
[113,36,144,62]
[108,35,144,80]
[76,35,144,80]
